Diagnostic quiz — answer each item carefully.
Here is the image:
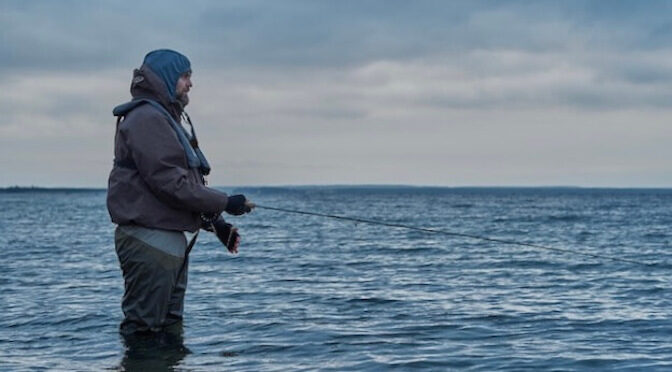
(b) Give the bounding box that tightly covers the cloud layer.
[2,0,672,187]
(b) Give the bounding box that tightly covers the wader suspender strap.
[176,233,198,288]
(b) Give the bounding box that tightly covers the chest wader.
[115,225,198,334]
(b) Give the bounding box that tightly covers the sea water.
[1,186,671,371]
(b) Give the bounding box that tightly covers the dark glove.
[200,212,218,232]
[224,194,252,216]
[212,216,240,253]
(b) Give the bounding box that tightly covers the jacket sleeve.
[123,107,229,214]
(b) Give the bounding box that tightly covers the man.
[107,49,253,335]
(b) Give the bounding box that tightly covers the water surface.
[1,187,671,371]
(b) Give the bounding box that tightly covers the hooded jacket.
[107,51,229,232]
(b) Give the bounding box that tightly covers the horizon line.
[2,184,672,191]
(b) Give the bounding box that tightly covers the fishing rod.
[255,204,654,267]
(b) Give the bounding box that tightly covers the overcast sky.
[2,0,672,187]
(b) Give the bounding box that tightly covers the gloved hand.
[224,194,254,216]
[200,212,218,232]
[212,216,240,254]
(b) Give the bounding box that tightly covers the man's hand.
[224,194,255,216]
[212,216,241,254]
[227,227,240,254]
[245,200,256,210]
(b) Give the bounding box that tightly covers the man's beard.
[176,92,189,108]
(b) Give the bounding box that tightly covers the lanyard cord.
[181,112,198,146]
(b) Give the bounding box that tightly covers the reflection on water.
[118,322,190,372]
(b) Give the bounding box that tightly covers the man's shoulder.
[127,102,165,119]
[120,102,168,129]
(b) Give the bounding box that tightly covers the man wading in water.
[107,49,254,336]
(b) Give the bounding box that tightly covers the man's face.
[175,72,192,106]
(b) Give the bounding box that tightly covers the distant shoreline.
[2,185,672,193]
[0,186,105,193]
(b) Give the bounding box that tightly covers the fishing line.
[255,204,654,267]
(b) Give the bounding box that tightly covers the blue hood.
[142,49,191,100]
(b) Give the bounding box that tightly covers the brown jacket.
[107,66,229,232]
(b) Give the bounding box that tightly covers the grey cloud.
[277,107,368,121]
[0,0,202,73]
[4,3,672,123]
[597,59,672,85]
[415,74,672,110]
[5,0,672,73]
